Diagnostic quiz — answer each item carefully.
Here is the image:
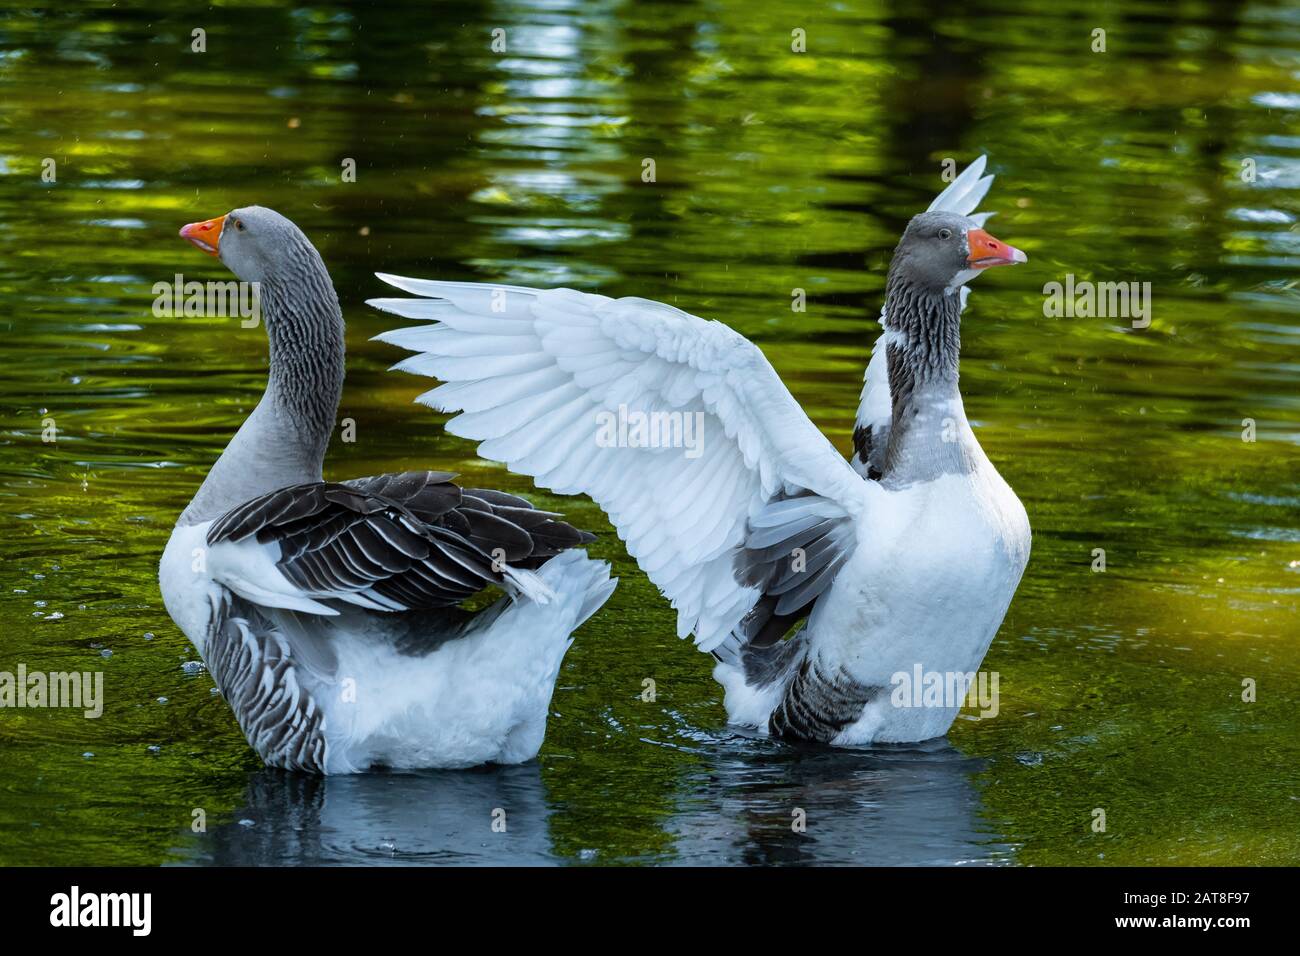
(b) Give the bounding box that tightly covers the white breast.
[812,465,1030,743]
[158,522,221,652]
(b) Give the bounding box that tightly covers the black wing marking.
[717,490,869,742]
[768,655,880,744]
[852,422,886,481]
[208,470,595,611]
[729,489,853,648]
[206,591,329,773]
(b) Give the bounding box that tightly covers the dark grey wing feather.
[208,470,597,611]
[852,421,888,481]
[458,487,532,509]
[716,489,863,742]
[205,591,329,772]
[462,488,594,568]
[768,656,881,744]
[455,502,535,561]
[349,470,461,520]
[730,489,854,648]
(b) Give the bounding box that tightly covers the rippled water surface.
[1,0,1298,865]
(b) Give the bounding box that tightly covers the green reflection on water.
[0,0,1297,865]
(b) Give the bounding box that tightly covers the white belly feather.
[811,467,1030,744]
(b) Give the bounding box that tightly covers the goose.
[367,155,1030,746]
[158,207,616,774]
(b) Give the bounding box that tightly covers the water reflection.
[177,737,1005,866]
[179,764,557,866]
[664,737,1009,866]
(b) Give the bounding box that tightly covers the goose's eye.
[938,228,953,241]
[233,219,245,232]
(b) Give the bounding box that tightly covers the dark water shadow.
[657,731,1015,866]
[171,731,1011,865]
[172,762,556,866]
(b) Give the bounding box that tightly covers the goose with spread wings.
[369,156,1031,746]
[159,208,615,774]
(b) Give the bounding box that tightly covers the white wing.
[855,155,999,473]
[368,280,865,652]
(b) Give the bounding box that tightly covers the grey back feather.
[209,470,596,611]
[206,591,329,773]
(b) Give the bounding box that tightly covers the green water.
[0,0,1297,865]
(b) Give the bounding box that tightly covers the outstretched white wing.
[369,280,865,651]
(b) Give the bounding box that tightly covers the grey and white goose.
[368,156,1030,747]
[158,207,615,774]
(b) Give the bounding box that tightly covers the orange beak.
[179,215,226,256]
[966,227,1027,269]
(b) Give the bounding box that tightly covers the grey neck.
[261,270,346,451]
[178,251,345,526]
[879,274,978,484]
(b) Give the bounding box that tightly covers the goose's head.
[889,210,1026,294]
[179,205,318,286]
[178,205,343,387]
